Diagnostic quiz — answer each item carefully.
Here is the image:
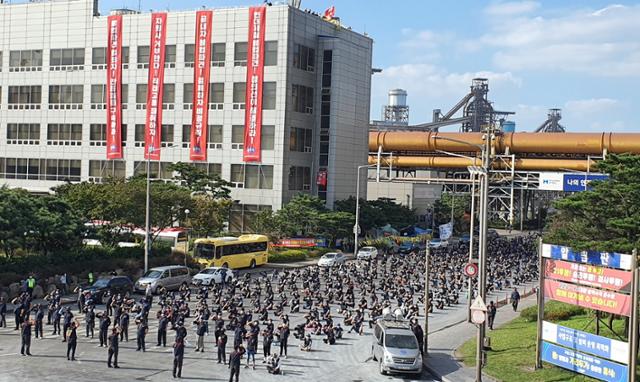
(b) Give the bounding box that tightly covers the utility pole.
[424,243,430,357]
[144,156,151,273]
[467,173,477,322]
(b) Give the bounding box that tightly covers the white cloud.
[564,98,619,114]
[485,1,540,16]
[478,4,640,76]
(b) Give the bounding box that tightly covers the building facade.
[0,0,373,231]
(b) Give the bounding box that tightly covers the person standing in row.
[156,313,168,347]
[66,320,79,361]
[62,307,73,342]
[228,345,245,382]
[217,330,228,364]
[195,318,206,352]
[52,305,62,335]
[136,319,148,352]
[0,297,6,328]
[99,313,111,347]
[487,301,497,330]
[510,288,521,312]
[279,324,289,358]
[20,318,33,356]
[172,338,185,378]
[33,304,44,339]
[85,306,95,338]
[119,310,130,342]
[107,326,121,368]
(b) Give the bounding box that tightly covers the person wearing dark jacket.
[217,331,228,364]
[157,313,168,347]
[228,345,245,382]
[173,338,185,378]
[66,320,79,360]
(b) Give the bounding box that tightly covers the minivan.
[135,265,191,294]
[372,318,423,375]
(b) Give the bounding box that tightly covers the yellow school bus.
[192,234,269,269]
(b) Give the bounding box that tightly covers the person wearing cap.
[172,338,185,378]
[157,313,168,347]
[228,344,245,382]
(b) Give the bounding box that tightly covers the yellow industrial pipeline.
[369,156,598,172]
[369,131,640,155]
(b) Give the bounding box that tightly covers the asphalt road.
[0,261,436,382]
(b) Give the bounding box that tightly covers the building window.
[163,84,175,109]
[234,42,247,66]
[89,124,127,147]
[231,125,244,150]
[121,84,129,109]
[134,124,145,147]
[92,47,106,69]
[0,158,80,182]
[230,164,244,187]
[288,166,311,191]
[133,161,174,179]
[293,44,315,72]
[161,125,174,147]
[209,83,224,109]
[91,84,106,109]
[289,127,313,152]
[48,85,83,109]
[229,203,272,233]
[89,160,126,182]
[264,41,278,66]
[212,43,226,67]
[263,82,276,110]
[292,84,314,114]
[7,123,40,145]
[49,48,84,70]
[136,84,147,109]
[262,125,274,150]
[183,83,193,109]
[137,46,149,68]
[122,47,130,68]
[230,164,273,189]
[8,86,41,109]
[194,163,222,177]
[164,45,176,68]
[47,124,82,146]
[184,44,195,67]
[182,125,223,149]
[9,49,43,72]
[233,83,246,109]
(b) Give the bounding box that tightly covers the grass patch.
[458,311,630,382]
[267,249,307,263]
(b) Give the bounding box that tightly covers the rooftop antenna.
[137,0,141,12]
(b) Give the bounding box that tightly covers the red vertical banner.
[243,6,266,162]
[189,10,213,161]
[144,12,168,160]
[106,15,123,159]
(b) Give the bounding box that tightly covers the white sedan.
[357,246,378,260]
[429,239,449,248]
[192,267,235,286]
[317,252,346,267]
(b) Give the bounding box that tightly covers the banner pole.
[629,249,638,382]
[535,238,544,369]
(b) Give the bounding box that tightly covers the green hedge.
[0,244,174,287]
[307,248,333,258]
[268,249,307,263]
[520,300,586,322]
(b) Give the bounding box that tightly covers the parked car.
[135,265,191,294]
[357,246,379,260]
[317,252,346,267]
[398,242,418,254]
[428,238,449,248]
[191,267,235,286]
[83,276,133,303]
[372,318,422,375]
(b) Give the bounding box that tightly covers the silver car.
[372,318,423,375]
[135,265,191,294]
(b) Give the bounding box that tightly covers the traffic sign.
[470,296,487,324]
[470,296,487,312]
[464,262,478,278]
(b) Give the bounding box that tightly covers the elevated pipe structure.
[369,131,640,156]
[369,156,598,172]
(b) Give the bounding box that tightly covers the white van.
[372,318,423,375]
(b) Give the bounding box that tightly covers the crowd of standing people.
[2,234,538,380]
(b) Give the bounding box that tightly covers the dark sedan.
[83,276,133,303]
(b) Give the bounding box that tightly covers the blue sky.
[100,0,640,132]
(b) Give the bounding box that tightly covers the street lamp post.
[184,208,190,267]
[144,156,151,273]
[354,165,373,256]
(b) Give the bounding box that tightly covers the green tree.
[250,209,280,240]
[318,211,355,246]
[334,197,416,232]
[0,187,36,259]
[187,195,232,237]
[545,154,640,253]
[169,162,232,199]
[433,193,470,234]
[274,194,326,237]
[30,196,83,256]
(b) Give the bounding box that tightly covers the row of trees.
[0,163,233,258]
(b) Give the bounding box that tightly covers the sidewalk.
[424,287,538,382]
[266,253,355,269]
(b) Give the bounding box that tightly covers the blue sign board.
[542,321,628,364]
[541,341,628,382]
[563,174,609,192]
[541,243,633,270]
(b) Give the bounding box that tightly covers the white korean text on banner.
[189,10,212,161]
[242,6,266,162]
[144,13,168,160]
[106,15,123,159]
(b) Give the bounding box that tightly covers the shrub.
[520,300,586,322]
[268,249,307,263]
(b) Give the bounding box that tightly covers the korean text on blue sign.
[541,341,628,382]
[563,174,609,192]
[542,321,628,364]
[541,243,633,271]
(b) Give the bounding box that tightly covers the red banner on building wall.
[544,259,632,292]
[544,278,632,317]
[144,12,168,160]
[189,10,213,161]
[106,15,123,159]
[316,170,327,186]
[242,6,266,162]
